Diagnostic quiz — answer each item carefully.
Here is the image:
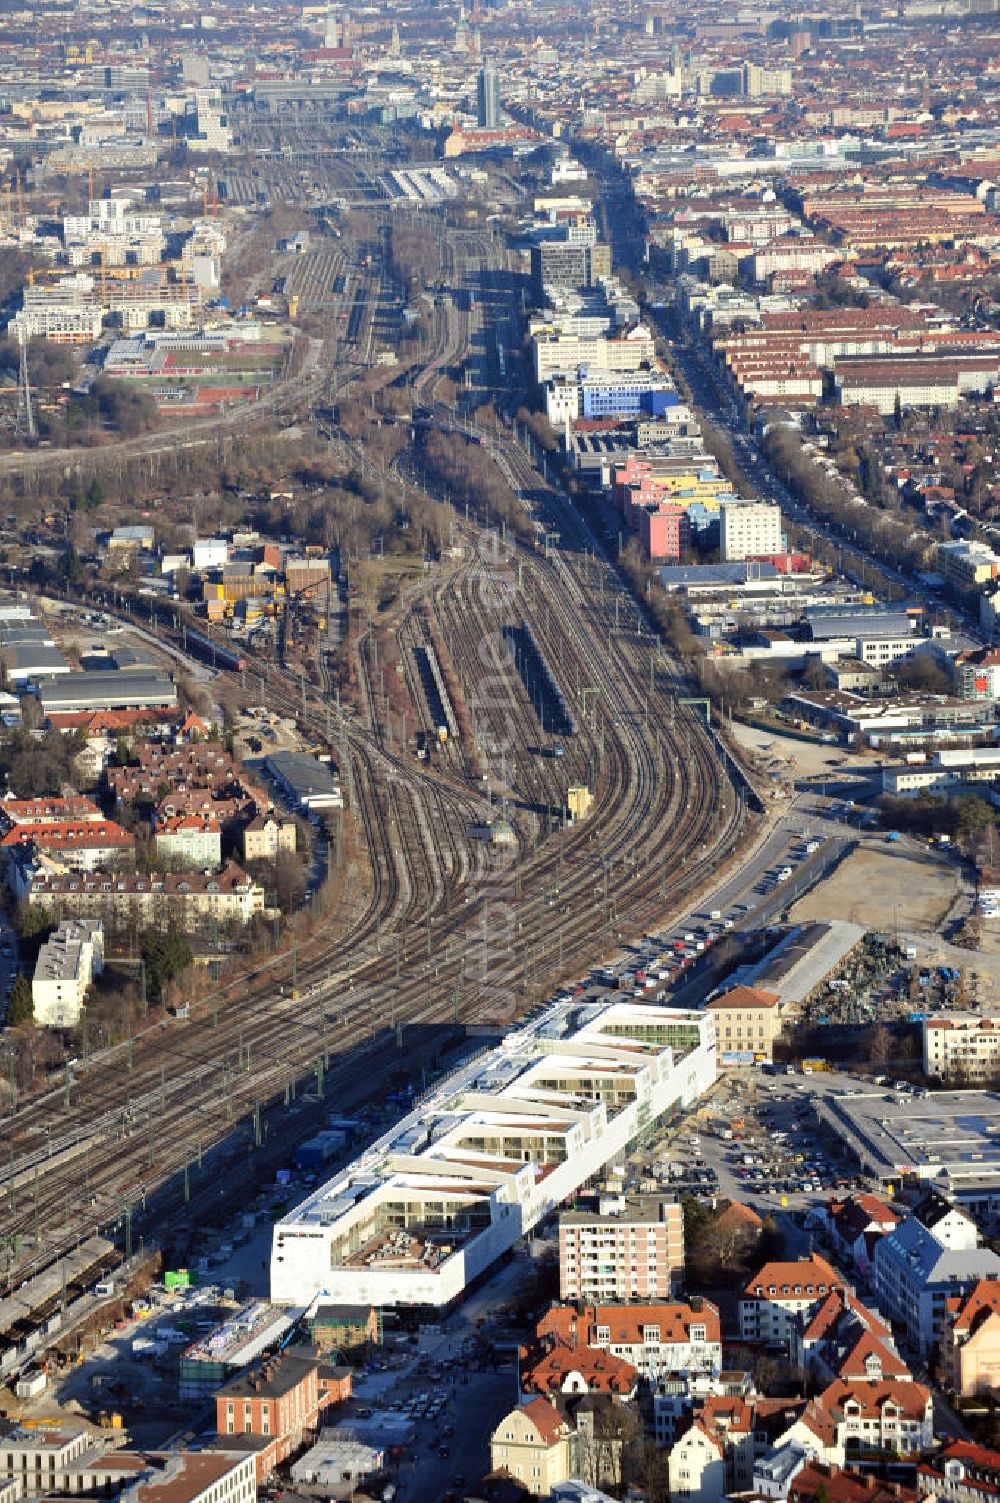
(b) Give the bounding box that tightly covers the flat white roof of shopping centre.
[819,1086,1000,1186]
[271,1000,715,1304]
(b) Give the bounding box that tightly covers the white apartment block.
[559,1198,684,1301]
[544,378,581,426]
[0,1427,91,1489]
[10,304,103,345]
[719,501,783,562]
[272,1001,717,1308]
[533,325,657,382]
[836,373,961,414]
[874,1215,1000,1353]
[739,1256,845,1348]
[63,198,162,237]
[31,920,104,1028]
[750,241,840,283]
[855,633,920,667]
[924,1015,1000,1081]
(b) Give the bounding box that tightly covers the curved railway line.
[0,231,754,1311]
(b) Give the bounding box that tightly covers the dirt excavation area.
[789,840,961,932]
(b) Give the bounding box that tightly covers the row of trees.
[876,790,996,847]
[420,429,534,544]
[763,425,936,578]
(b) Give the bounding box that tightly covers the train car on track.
[184,628,248,673]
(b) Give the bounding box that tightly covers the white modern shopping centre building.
[271,1000,716,1309]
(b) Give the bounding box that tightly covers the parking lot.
[643,1068,870,1217]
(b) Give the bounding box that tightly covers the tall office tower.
[477,60,501,128]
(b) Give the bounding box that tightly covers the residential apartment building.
[953,648,1000,700]
[720,502,783,563]
[749,239,840,285]
[25,862,264,930]
[154,815,222,870]
[873,1213,1000,1353]
[215,1354,323,1481]
[812,1194,902,1279]
[10,301,104,345]
[668,1418,727,1503]
[795,1286,911,1387]
[558,1198,684,1302]
[0,796,104,827]
[0,818,135,872]
[537,1301,722,1381]
[241,812,296,863]
[669,1393,843,1503]
[31,919,103,1028]
[791,1462,917,1503]
[742,63,793,97]
[938,541,1000,594]
[490,1398,575,1496]
[638,503,691,562]
[705,986,782,1064]
[739,1256,846,1349]
[941,1280,1000,1396]
[819,1377,933,1457]
[834,358,1000,414]
[920,1440,1000,1503]
[522,1345,638,1401]
[924,1015,1000,1082]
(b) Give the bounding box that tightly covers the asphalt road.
[590,789,866,1007]
[346,1259,532,1503]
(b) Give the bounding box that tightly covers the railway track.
[0,230,752,1305]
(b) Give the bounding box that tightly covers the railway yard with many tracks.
[0,154,758,1349]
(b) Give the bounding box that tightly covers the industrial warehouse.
[270,1000,717,1309]
[814,1085,1000,1213]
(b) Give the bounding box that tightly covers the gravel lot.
[789,840,959,931]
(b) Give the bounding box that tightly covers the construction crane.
[14,169,25,225]
[15,328,36,443]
